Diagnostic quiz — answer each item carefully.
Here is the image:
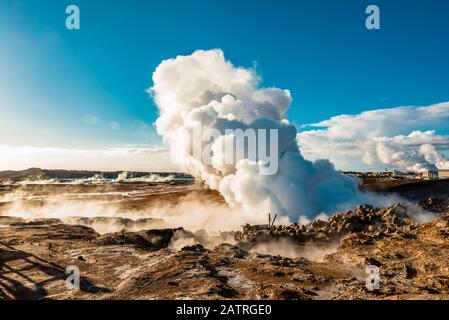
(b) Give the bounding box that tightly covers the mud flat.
[361,178,449,201]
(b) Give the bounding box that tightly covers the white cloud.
[298,102,449,171]
[83,114,99,125]
[109,121,121,130]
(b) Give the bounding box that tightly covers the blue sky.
[1,0,449,170]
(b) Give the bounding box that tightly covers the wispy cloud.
[109,121,121,130]
[0,145,175,172]
[83,114,99,125]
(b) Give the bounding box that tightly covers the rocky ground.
[1,197,449,300]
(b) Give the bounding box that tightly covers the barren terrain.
[1,176,449,300]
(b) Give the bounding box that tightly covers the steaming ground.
[0,177,409,264]
[0,173,425,234]
[0,177,437,242]
[1,178,337,259]
[1,178,449,300]
[0,180,236,233]
[0,180,295,237]
[0,179,332,263]
[0,178,401,234]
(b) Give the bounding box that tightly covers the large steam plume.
[150,49,377,221]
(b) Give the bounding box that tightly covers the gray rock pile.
[236,203,417,246]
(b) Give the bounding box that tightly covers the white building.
[421,169,449,180]
[421,170,438,180]
[439,170,449,179]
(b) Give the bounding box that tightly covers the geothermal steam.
[150,49,377,221]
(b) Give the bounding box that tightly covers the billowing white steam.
[113,171,175,183]
[150,49,376,221]
[420,144,449,170]
[365,132,449,172]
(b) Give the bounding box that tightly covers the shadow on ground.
[0,242,111,299]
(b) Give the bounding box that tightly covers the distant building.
[421,170,438,180]
[421,169,449,180]
[439,170,449,179]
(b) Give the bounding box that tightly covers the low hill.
[0,168,190,181]
[362,178,449,201]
